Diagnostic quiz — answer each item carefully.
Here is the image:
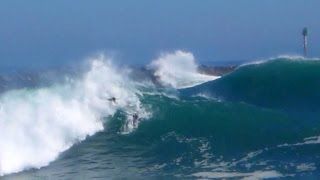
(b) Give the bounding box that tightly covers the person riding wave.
[108,97,116,103]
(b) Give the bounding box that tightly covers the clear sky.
[0,0,319,69]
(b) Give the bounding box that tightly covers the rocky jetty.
[198,65,238,76]
[129,65,238,86]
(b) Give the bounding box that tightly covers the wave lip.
[240,54,320,67]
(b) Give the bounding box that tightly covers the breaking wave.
[0,55,148,176]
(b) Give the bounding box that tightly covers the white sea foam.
[277,136,320,148]
[148,50,219,89]
[0,54,147,176]
[192,170,283,179]
[296,163,316,172]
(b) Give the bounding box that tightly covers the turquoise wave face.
[87,93,320,178]
[181,58,320,111]
[133,95,308,151]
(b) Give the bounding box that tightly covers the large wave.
[181,57,320,111]
[148,51,219,89]
[0,55,148,176]
[2,53,320,178]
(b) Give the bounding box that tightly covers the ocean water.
[1,51,320,179]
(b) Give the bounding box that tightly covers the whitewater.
[0,56,143,176]
[148,51,219,89]
[2,51,320,179]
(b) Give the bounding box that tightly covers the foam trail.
[192,170,283,179]
[148,51,219,89]
[0,55,146,176]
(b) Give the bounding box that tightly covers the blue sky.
[0,0,319,69]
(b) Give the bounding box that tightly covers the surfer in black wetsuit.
[132,113,139,126]
[108,97,116,103]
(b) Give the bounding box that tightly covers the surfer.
[108,97,117,103]
[132,113,139,126]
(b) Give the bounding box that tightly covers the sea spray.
[148,50,219,89]
[0,55,147,176]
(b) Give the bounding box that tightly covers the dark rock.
[198,65,238,76]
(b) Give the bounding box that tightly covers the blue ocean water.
[1,52,320,179]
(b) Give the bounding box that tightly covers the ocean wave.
[3,53,320,178]
[0,55,148,176]
[181,57,320,111]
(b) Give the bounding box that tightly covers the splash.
[0,55,147,176]
[148,51,219,89]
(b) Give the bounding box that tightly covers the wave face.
[2,55,320,179]
[148,51,219,89]
[127,94,320,179]
[182,58,320,111]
